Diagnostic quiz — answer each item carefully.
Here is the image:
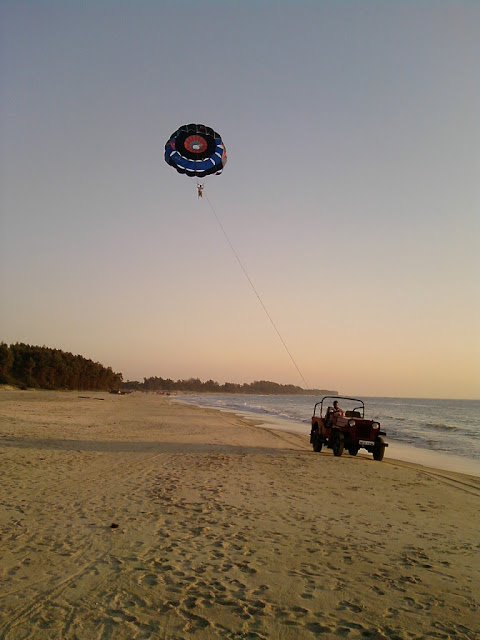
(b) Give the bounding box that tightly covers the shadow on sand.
[0,437,296,456]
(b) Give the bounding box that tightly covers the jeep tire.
[332,432,344,457]
[373,437,386,461]
[312,431,323,452]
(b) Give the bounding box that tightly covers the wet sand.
[230,412,480,478]
[0,390,479,639]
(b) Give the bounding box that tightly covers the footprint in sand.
[138,572,158,586]
[337,600,364,613]
[306,621,334,633]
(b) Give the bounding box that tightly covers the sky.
[0,0,479,399]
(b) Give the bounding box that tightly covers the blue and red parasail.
[164,123,227,178]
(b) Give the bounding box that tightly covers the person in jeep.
[332,400,344,417]
[325,400,344,427]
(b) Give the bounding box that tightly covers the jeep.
[310,396,388,461]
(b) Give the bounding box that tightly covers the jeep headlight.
[348,419,356,427]
[372,422,380,430]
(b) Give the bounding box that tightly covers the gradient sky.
[1,1,479,399]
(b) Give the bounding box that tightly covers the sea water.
[176,394,480,477]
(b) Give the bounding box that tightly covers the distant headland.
[122,377,337,396]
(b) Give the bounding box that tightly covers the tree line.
[0,342,337,396]
[0,343,123,391]
[123,376,337,396]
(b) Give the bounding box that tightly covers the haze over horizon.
[1,1,479,400]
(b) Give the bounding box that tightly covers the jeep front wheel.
[373,437,386,461]
[332,433,344,457]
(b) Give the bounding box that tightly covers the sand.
[0,390,479,640]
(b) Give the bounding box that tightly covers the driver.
[332,400,344,417]
[325,400,344,426]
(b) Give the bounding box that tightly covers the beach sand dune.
[0,390,479,639]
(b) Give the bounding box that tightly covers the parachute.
[164,124,227,178]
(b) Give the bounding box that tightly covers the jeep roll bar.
[313,396,365,418]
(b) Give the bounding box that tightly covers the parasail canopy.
[164,123,227,178]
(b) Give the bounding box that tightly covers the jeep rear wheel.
[373,437,386,461]
[348,447,359,456]
[332,433,344,457]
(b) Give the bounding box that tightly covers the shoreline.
[1,389,479,639]
[250,412,480,478]
[174,398,480,478]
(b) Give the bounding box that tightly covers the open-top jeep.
[310,396,388,461]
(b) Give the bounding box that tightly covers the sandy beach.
[0,390,478,640]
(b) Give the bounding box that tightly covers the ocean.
[175,394,480,477]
